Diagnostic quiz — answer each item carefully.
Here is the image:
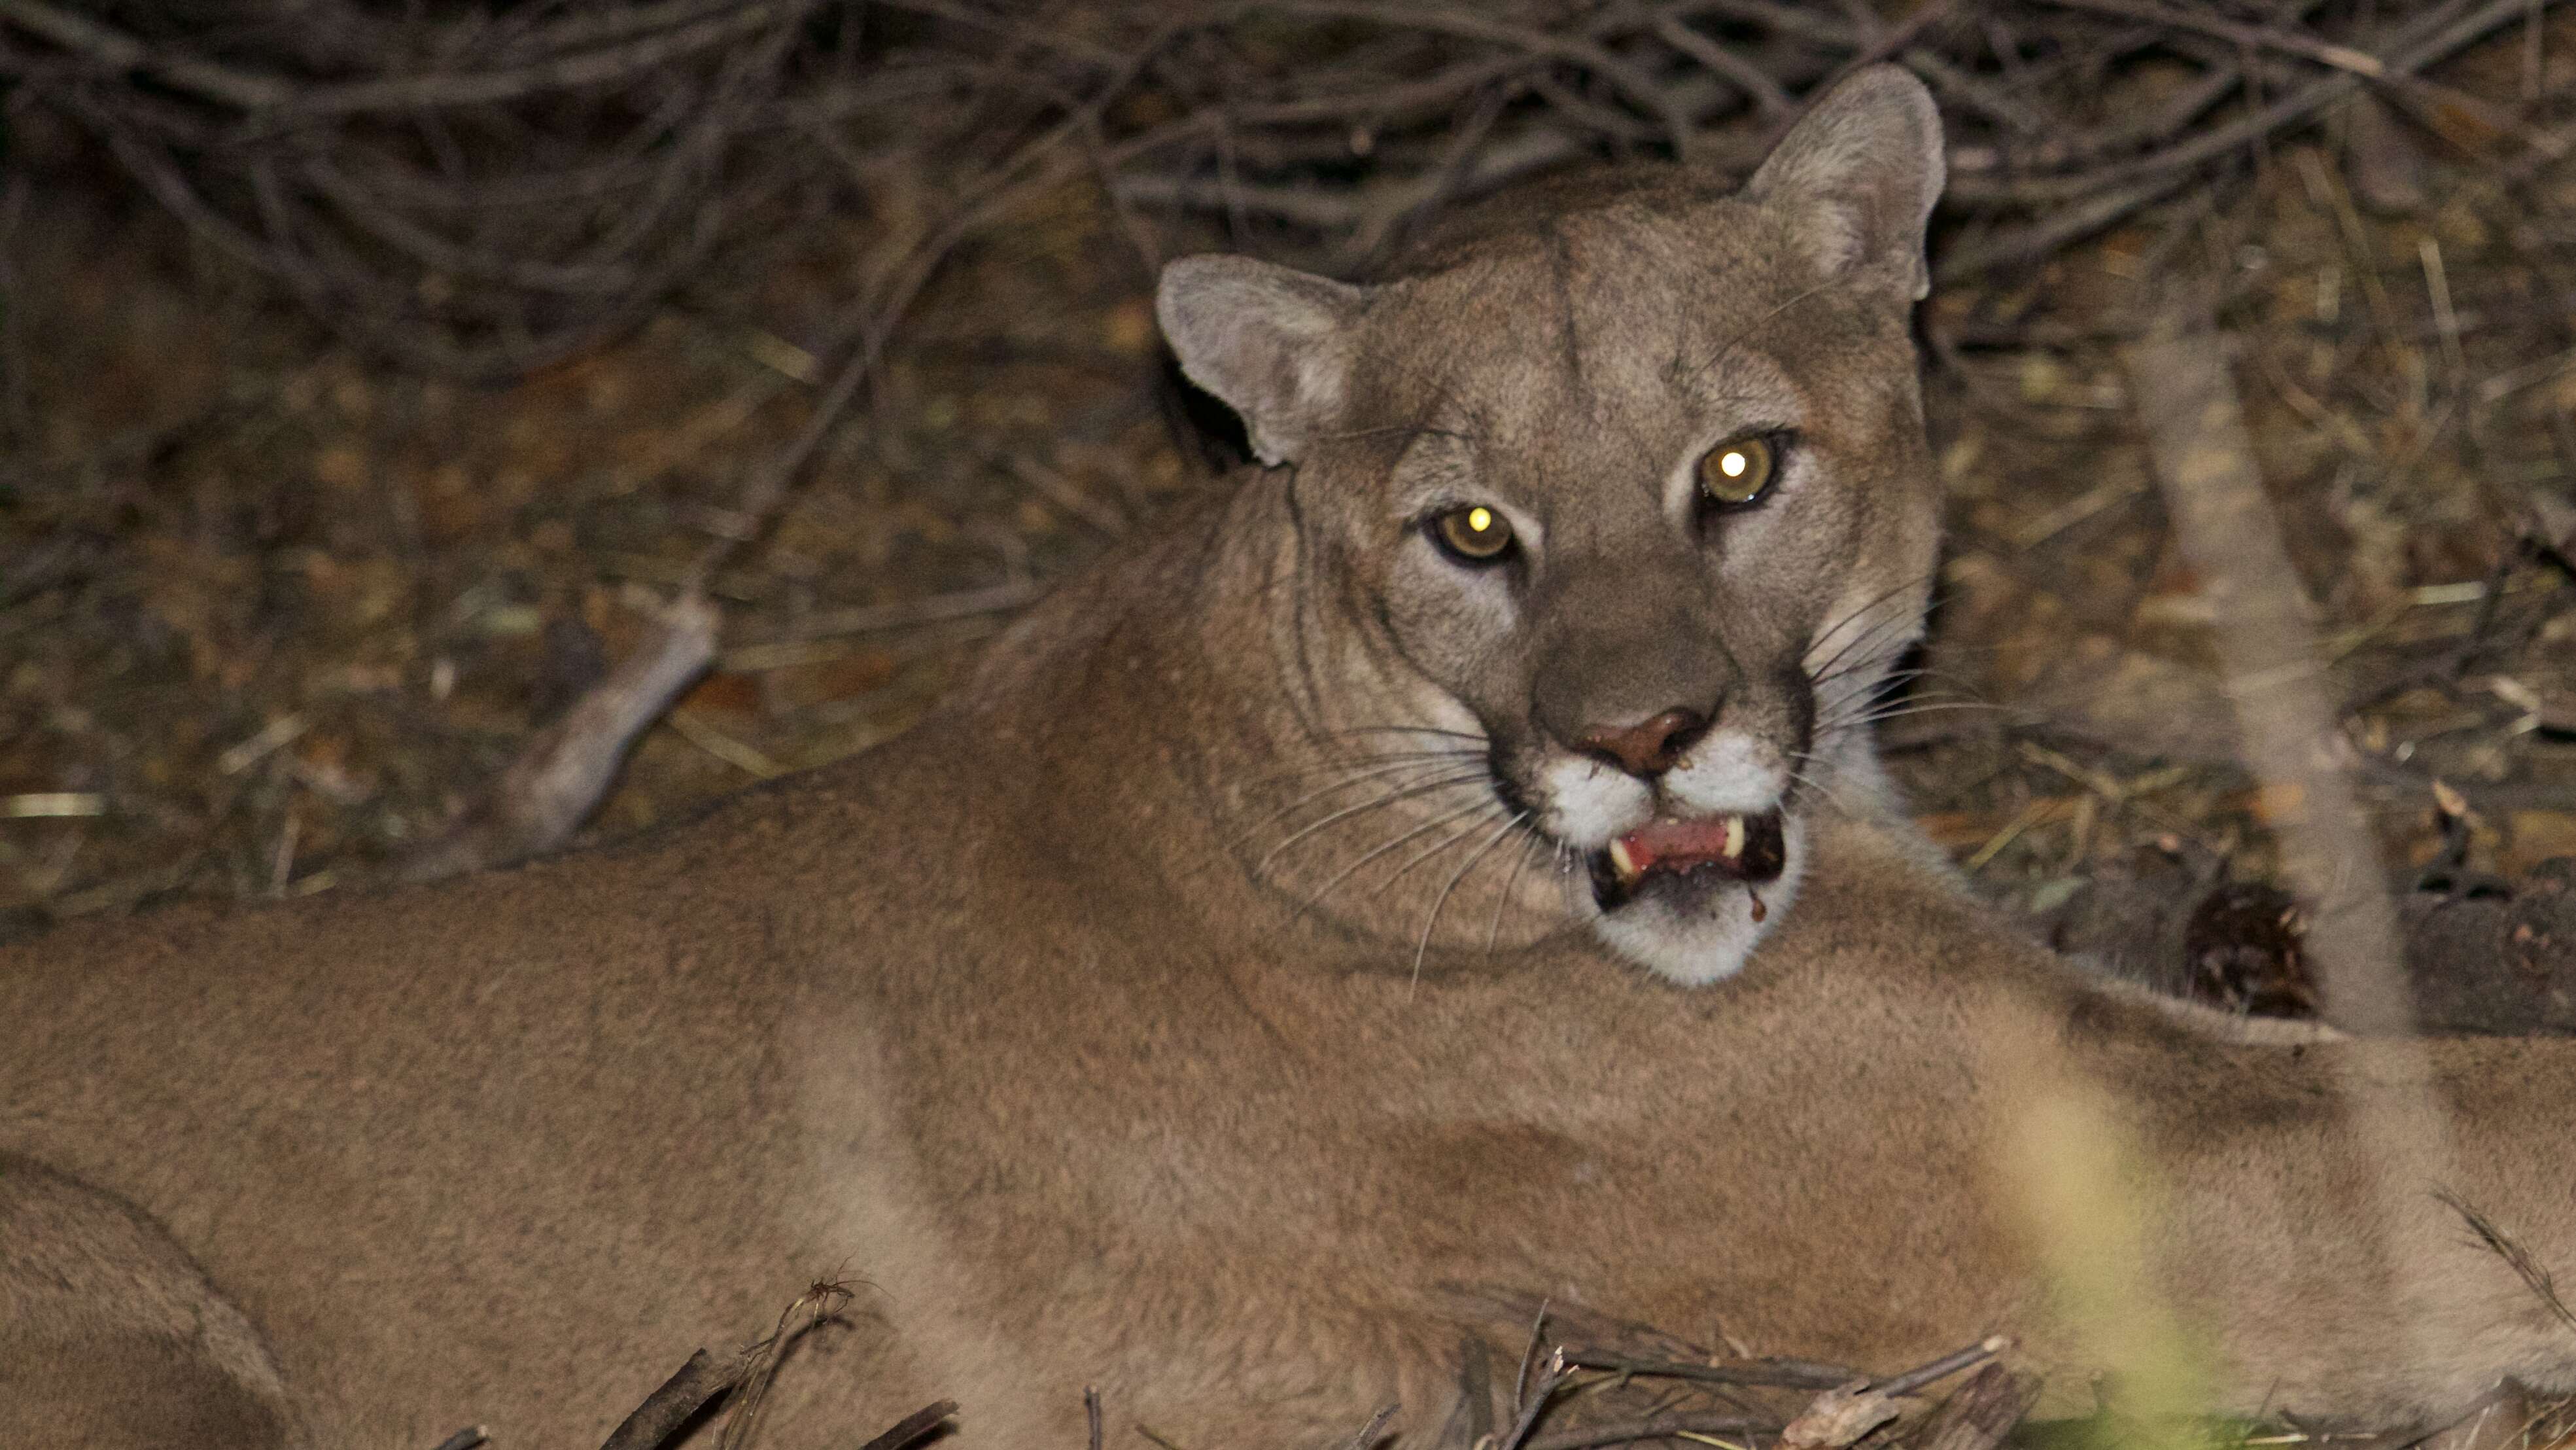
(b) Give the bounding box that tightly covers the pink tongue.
[1620,818,1736,870]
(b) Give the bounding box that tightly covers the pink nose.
[1576,709,1706,777]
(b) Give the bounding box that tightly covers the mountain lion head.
[1157,69,1947,984]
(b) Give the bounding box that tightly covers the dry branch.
[400,593,719,883]
[598,1349,744,1450]
[1903,1364,2041,1450]
[2121,313,2414,1034]
[854,1399,961,1450]
[1779,1381,1900,1449]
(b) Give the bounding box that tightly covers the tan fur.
[11,69,2576,1448]
[0,1155,297,1449]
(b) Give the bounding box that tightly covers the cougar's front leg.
[0,1154,302,1450]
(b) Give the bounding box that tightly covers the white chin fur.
[1588,812,1807,985]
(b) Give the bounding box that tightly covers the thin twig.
[2439,1188,2576,1341]
[855,1400,962,1450]
[1560,1351,1859,1390]
[1872,1335,2014,1398]
[0,0,290,107]
[1349,1402,1402,1449]
[761,580,1048,643]
[2035,0,2386,77]
[716,1280,858,1450]
[1522,1413,1775,1450]
[1500,1349,1570,1450]
[1512,1299,1553,1420]
[0,166,27,446]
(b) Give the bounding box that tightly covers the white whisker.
[1296,797,1496,920]
[1256,769,1489,874]
[1234,756,1484,851]
[1372,805,1508,898]
[1412,811,1528,994]
[1486,828,1550,957]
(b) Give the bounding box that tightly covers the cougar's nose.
[1576,708,1709,779]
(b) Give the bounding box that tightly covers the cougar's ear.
[1743,65,1945,301]
[1157,255,1368,467]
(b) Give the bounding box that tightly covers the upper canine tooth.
[1609,838,1641,883]
[1722,815,1747,859]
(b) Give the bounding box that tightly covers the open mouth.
[1588,809,1788,917]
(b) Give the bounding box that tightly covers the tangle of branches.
[0,0,2562,381]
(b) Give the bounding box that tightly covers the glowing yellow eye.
[1698,434,1777,506]
[1433,503,1514,561]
